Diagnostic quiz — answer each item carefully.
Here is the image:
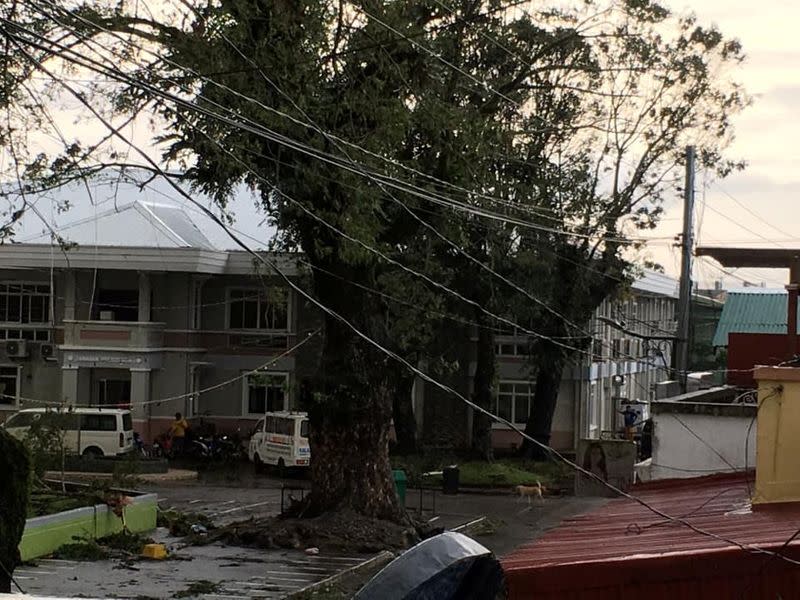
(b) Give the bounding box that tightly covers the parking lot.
[18,540,372,599]
[18,463,604,598]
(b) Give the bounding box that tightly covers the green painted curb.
[19,493,157,561]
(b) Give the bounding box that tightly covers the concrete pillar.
[138,272,151,323]
[62,366,79,406]
[63,271,76,321]
[753,366,800,506]
[130,368,151,439]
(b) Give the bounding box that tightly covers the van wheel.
[82,447,102,459]
[277,458,286,478]
[253,454,264,474]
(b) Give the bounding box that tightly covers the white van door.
[78,413,119,456]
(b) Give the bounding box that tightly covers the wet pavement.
[18,463,606,598]
[18,530,370,599]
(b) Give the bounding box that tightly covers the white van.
[3,407,135,457]
[248,411,310,473]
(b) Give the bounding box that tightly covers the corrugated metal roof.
[502,473,800,599]
[712,289,796,347]
[632,270,679,299]
[22,200,215,249]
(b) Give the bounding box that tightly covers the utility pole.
[676,146,695,392]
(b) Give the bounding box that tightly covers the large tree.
[0,0,745,514]
[508,2,747,457]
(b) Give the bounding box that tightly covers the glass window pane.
[30,296,46,323]
[497,394,512,422]
[243,299,259,328]
[249,385,266,414]
[514,396,529,423]
[7,295,20,322]
[229,299,243,328]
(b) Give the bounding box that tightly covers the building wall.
[0,261,679,455]
[648,403,756,480]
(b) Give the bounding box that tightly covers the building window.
[495,341,529,357]
[244,371,288,415]
[0,366,18,405]
[93,289,139,322]
[592,338,605,362]
[97,379,131,406]
[496,381,534,425]
[0,283,51,340]
[228,288,289,331]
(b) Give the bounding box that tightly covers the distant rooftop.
[712,288,797,347]
[7,174,274,250]
[502,473,800,599]
[632,270,679,299]
[21,200,216,250]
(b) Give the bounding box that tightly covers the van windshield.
[122,413,133,431]
[4,412,38,428]
[300,420,309,438]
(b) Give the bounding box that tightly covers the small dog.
[514,481,546,504]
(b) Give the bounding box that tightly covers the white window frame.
[225,287,292,332]
[242,371,290,416]
[0,281,52,341]
[493,380,534,427]
[0,364,21,407]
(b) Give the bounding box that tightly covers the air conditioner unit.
[6,340,29,358]
[99,310,115,321]
[40,343,55,360]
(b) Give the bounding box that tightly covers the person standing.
[169,412,190,456]
[619,405,638,442]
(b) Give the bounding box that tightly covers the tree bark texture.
[392,374,417,455]
[521,348,564,460]
[304,265,404,522]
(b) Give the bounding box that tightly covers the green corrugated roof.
[713,289,799,347]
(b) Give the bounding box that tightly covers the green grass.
[391,456,570,488]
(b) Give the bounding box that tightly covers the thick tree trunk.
[307,384,401,520]
[471,318,495,461]
[392,374,417,455]
[521,351,564,460]
[304,267,404,522]
[0,430,30,594]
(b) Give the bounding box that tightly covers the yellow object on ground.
[141,543,168,560]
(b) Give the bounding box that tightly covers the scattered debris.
[206,509,420,554]
[305,547,320,555]
[53,540,109,561]
[190,523,208,535]
[141,543,168,560]
[158,509,215,537]
[172,580,221,598]
[52,531,153,561]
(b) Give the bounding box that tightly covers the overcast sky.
[10,0,797,290]
[648,0,800,289]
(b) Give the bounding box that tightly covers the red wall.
[727,333,790,387]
